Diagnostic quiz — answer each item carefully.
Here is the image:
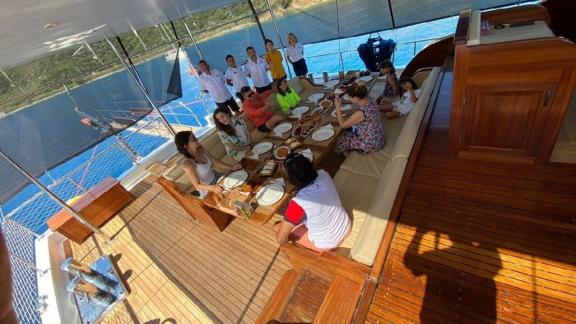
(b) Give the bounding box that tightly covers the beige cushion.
[287,78,305,94]
[333,169,380,250]
[390,68,440,160]
[382,116,407,154]
[200,129,227,160]
[162,165,193,192]
[412,69,432,88]
[340,150,390,179]
[350,158,408,266]
[220,154,238,166]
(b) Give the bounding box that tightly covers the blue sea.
[1,16,458,234]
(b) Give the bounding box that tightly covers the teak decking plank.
[70,173,290,324]
[365,59,576,322]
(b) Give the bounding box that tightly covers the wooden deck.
[69,175,291,323]
[365,70,576,323]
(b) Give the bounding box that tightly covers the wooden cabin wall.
[450,38,576,164]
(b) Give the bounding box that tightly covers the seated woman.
[213,108,252,161]
[274,153,351,252]
[334,84,386,156]
[275,78,301,114]
[174,131,241,198]
[379,78,420,119]
[375,60,399,104]
[240,86,284,132]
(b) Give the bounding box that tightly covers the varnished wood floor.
[69,175,291,323]
[366,73,576,323]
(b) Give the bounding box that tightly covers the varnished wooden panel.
[463,84,553,155]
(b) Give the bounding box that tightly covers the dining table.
[202,73,380,225]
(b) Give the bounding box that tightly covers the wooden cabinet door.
[460,83,555,163]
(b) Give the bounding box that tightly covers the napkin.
[246,152,259,160]
[299,148,313,162]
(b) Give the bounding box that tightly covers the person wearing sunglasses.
[240,86,284,133]
[274,153,351,252]
[174,131,242,198]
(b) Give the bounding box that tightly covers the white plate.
[333,88,344,95]
[291,106,309,117]
[308,93,325,102]
[357,75,373,82]
[252,142,273,155]
[255,184,284,206]
[330,110,348,118]
[323,80,339,89]
[341,104,353,111]
[312,128,335,142]
[377,75,387,80]
[222,170,248,190]
[273,122,293,134]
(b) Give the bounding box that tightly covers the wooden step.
[257,243,370,323]
[315,275,364,324]
[256,269,302,324]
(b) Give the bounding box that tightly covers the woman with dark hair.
[264,39,287,83]
[334,84,386,155]
[213,108,252,161]
[274,153,351,252]
[379,77,420,119]
[376,60,399,104]
[174,131,241,197]
[275,78,301,113]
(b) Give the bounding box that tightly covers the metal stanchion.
[104,37,176,137]
[0,150,112,244]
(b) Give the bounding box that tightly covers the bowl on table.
[273,146,290,160]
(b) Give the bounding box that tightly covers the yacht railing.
[0,98,211,323]
[303,36,447,76]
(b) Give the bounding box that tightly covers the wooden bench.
[47,177,134,244]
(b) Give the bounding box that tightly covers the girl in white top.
[379,78,421,119]
[274,153,351,251]
[286,33,309,78]
[174,131,241,198]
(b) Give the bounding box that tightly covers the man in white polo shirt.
[244,46,272,94]
[224,54,249,103]
[198,60,240,114]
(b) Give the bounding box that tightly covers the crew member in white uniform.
[198,60,240,114]
[224,54,250,102]
[244,46,272,94]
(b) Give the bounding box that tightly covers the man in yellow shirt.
[265,39,287,83]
